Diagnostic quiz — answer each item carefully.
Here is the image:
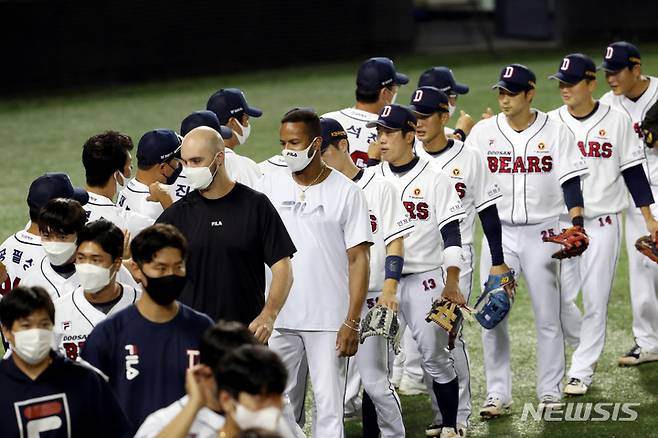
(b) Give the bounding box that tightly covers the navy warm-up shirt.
[0,351,131,438]
[157,183,296,324]
[80,303,213,432]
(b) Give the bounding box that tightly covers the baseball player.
[598,41,658,366]
[320,117,413,437]
[256,108,372,438]
[53,219,139,361]
[259,153,289,175]
[0,173,88,296]
[465,64,589,415]
[547,53,656,395]
[117,129,182,220]
[81,131,154,239]
[371,104,467,438]
[410,86,508,433]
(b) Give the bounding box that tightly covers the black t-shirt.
[0,351,131,438]
[157,183,296,323]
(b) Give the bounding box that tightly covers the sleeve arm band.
[622,164,655,207]
[443,246,463,269]
[478,204,505,266]
[440,220,462,268]
[384,255,404,281]
[561,176,584,210]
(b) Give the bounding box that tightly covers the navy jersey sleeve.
[79,321,113,378]
[258,193,297,267]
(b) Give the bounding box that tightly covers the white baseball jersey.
[21,257,138,300]
[83,192,154,239]
[117,178,164,221]
[322,108,378,168]
[416,139,502,244]
[548,103,646,217]
[256,169,373,331]
[466,111,588,225]
[356,167,414,292]
[0,230,43,294]
[170,174,192,201]
[135,396,224,438]
[259,154,289,175]
[601,76,658,186]
[53,283,139,361]
[378,157,466,274]
[225,148,262,188]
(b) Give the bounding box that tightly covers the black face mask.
[165,162,183,185]
[142,272,187,305]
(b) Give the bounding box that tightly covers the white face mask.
[282,137,318,173]
[233,119,251,145]
[76,263,114,293]
[185,155,219,191]
[234,402,282,432]
[12,328,53,365]
[390,92,398,105]
[114,171,127,194]
[42,241,77,266]
[448,101,456,118]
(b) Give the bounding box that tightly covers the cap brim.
[452,82,469,94]
[366,120,401,130]
[244,106,263,118]
[73,187,89,206]
[491,81,526,93]
[219,126,234,140]
[395,72,409,85]
[409,104,445,115]
[547,72,577,84]
[597,61,623,72]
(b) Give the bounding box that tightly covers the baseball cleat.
[564,378,588,396]
[425,423,442,437]
[398,375,427,395]
[479,394,512,418]
[391,366,403,388]
[618,344,658,366]
[538,394,563,411]
[439,427,460,438]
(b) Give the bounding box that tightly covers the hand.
[481,107,494,119]
[185,365,208,411]
[367,140,382,160]
[455,110,475,135]
[147,182,171,203]
[335,322,359,357]
[377,290,399,312]
[441,281,466,305]
[490,263,515,298]
[646,218,658,242]
[122,229,131,259]
[248,311,275,344]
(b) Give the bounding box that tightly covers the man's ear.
[526,89,536,103]
[338,139,350,154]
[129,260,144,285]
[1,324,13,346]
[404,130,416,145]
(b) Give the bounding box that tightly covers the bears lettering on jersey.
[578,141,613,158]
[455,182,466,199]
[403,201,430,220]
[487,155,553,173]
[370,213,378,233]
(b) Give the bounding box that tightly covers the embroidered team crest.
[537,142,546,151]
[599,128,607,137]
[452,168,461,177]
[413,188,421,196]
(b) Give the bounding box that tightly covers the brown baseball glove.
[542,226,589,259]
[635,235,658,263]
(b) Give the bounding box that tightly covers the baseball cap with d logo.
[366,104,417,132]
[408,86,450,115]
[598,41,641,72]
[548,53,597,85]
[492,64,536,93]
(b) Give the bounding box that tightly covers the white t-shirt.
[257,169,373,331]
[224,148,262,188]
[322,108,378,168]
[378,158,466,274]
[466,111,589,225]
[21,257,138,300]
[117,178,164,221]
[135,396,224,438]
[548,103,645,217]
[416,139,502,244]
[356,167,414,292]
[601,76,658,186]
[53,283,139,361]
[0,230,43,294]
[83,192,154,239]
[259,154,289,175]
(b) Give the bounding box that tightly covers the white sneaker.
[538,394,563,411]
[618,344,658,366]
[391,366,403,387]
[440,428,459,438]
[426,423,466,437]
[398,374,427,395]
[479,394,511,418]
[564,377,588,396]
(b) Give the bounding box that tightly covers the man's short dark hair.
[215,345,287,398]
[0,286,55,328]
[37,198,87,236]
[82,131,133,187]
[355,85,382,103]
[77,219,124,261]
[130,224,188,266]
[280,108,321,140]
[200,320,258,370]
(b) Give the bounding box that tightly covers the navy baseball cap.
[27,173,88,213]
[136,129,182,166]
[408,86,450,115]
[206,88,263,125]
[599,41,641,72]
[357,57,409,91]
[549,53,597,85]
[180,110,234,140]
[492,64,536,93]
[418,67,469,95]
[366,104,417,132]
[320,117,348,152]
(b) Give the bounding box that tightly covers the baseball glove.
[542,226,589,259]
[360,306,401,354]
[474,270,515,329]
[635,235,658,263]
[426,299,470,350]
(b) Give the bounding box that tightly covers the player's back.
[84,192,154,239]
[224,149,261,188]
[117,178,164,221]
[0,230,43,294]
[323,108,378,167]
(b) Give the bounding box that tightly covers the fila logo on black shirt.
[211,221,223,227]
[125,344,140,381]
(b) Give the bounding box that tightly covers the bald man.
[156,127,296,341]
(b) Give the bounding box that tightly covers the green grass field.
[1,45,657,437]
